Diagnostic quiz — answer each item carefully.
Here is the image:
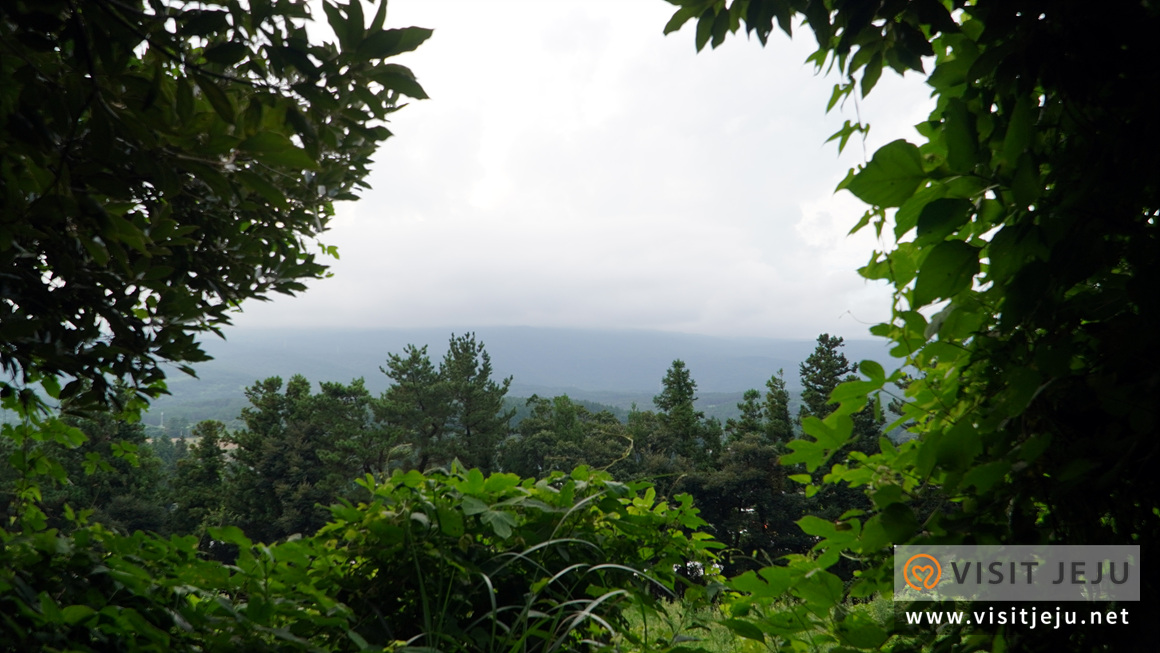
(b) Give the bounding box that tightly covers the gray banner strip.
[894,545,1140,602]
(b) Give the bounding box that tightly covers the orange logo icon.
[904,553,942,591]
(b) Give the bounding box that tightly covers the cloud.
[234,0,933,340]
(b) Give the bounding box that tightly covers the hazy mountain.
[145,326,896,432]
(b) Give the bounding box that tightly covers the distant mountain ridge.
[146,326,896,431]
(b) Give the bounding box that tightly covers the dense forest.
[3,332,877,576]
[3,0,1155,651]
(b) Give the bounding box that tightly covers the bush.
[314,464,724,651]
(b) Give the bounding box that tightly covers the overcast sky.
[233,0,934,340]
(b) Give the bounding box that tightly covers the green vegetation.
[0,0,428,412]
[662,0,1158,649]
[2,0,1154,650]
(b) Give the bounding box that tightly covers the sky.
[233,0,935,340]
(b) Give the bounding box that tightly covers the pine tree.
[798,334,853,420]
[725,389,765,443]
[797,335,884,539]
[497,395,628,478]
[226,375,331,542]
[379,335,514,473]
[169,420,228,541]
[378,345,449,472]
[762,369,794,443]
[441,333,514,473]
[652,360,721,466]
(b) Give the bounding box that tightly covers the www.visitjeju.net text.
[904,606,1130,630]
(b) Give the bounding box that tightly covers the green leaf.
[237,170,290,209]
[359,27,434,59]
[483,472,521,494]
[870,483,903,509]
[943,98,978,173]
[695,9,714,51]
[827,82,852,113]
[463,467,486,493]
[797,515,838,538]
[1002,95,1035,164]
[782,438,827,471]
[369,0,388,32]
[61,604,96,625]
[710,10,730,48]
[203,41,248,66]
[963,461,1009,493]
[894,183,948,239]
[347,0,365,44]
[371,65,429,99]
[664,7,699,34]
[844,140,925,208]
[437,505,465,536]
[859,502,916,552]
[998,367,1042,417]
[912,240,979,307]
[836,613,889,648]
[858,359,885,382]
[860,53,883,97]
[915,198,972,246]
[238,131,319,170]
[322,2,352,50]
[481,509,517,538]
[800,415,853,450]
[827,120,865,154]
[793,569,843,610]
[1011,151,1041,207]
[194,75,235,123]
[830,379,879,404]
[38,592,62,622]
[722,618,765,643]
[461,495,488,516]
[208,525,252,546]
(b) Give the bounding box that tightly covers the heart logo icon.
[904,554,942,591]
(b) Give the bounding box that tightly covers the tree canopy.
[0,0,429,411]
[667,0,1158,648]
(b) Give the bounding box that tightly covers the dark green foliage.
[0,520,364,651]
[39,407,167,535]
[378,344,450,471]
[378,333,514,473]
[762,370,794,443]
[441,333,516,473]
[668,0,1160,649]
[724,369,794,445]
[651,360,722,467]
[684,368,809,574]
[146,435,188,477]
[317,465,722,651]
[227,375,389,543]
[724,389,765,443]
[796,336,883,528]
[675,434,806,576]
[497,394,630,478]
[798,334,851,420]
[0,0,428,413]
[167,421,228,542]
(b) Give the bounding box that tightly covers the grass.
[617,593,900,653]
[619,599,742,653]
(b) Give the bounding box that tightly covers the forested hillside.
[137,326,895,433]
[4,332,878,579]
[2,0,1153,651]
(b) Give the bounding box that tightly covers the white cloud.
[234,0,934,340]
